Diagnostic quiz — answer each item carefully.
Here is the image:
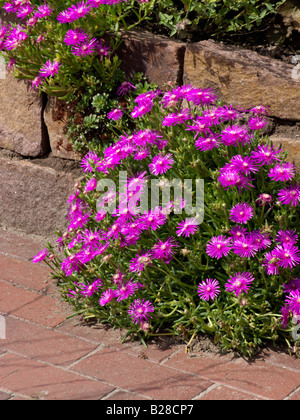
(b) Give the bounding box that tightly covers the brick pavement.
[0,228,299,401]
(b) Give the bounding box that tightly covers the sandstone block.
[118,30,186,89]
[0,155,81,237]
[183,40,300,121]
[270,134,300,173]
[43,96,81,161]
[0,72,49,157]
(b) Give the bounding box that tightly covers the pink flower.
[107,108,124,120]
[176,217,199,237]
[256,193,273,206]
[34,4,53,19]
[195,133,220,151]
[115,280,138,302]
[206,235,232,259]
[32,248,49,263]
[276,230,298,246]
[79,278,102,298]
[116,81,136,96]
[229,155,259,175]
[149,153,174,176]
[151,237,179,260]
[278,184,300,206]
[221,125,250,146]
[128,298,154,325]
[71,38,98,56]
[232,237,259,258]
[283,278,300,294]
[99,288,117,306]
[280,305,290,328]
[285,290,300,315]
[251,144,282,166]
[162,109,191,127]
[268,162,295,182]
[248,116,268,130]
[129,252,152,272]
[229,202,254,224]
[40,59,61,78]
[225,272,254,297]
[198,279,220,301]
[272,243,300,269]
[64,29,88,45]
[262,251,280,275]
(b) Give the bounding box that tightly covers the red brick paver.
[0,228,300,400]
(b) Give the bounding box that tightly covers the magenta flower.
[139,209,167,231]
[17,4,33,19]
[195,134,220,151]
[128,298,154,325]
[249,230,272,251]
[268,162,295,182]
[232,237,258,258]
[248,116,267,130]
[81,151,100,173]
[97,39,110,57]
[249,104,270,116]
[34,4,53,19]
[79,278,102,298]
[71,38,98,56]
[262,251,280,275]
[99,288,117,306]
[280,305,290,329]
[151,237,179,260]
[149,153,174,176]
[197,279,220,301]
[162,109,191,127]
[131,101,154,118]
[206,235,232,259]
[272,243,300,269]
[256,193,273,206]
[40,59,61,78]
[176,217,199,237]
[183,87,216,106]
[221,125,250,146]
[4,26,28,50]
[69,1,91,21]
[64,29,88,46]
[115,280,138,302]
[285,290,300,315]
[276,230,298,246]
[57,9,74,23]
[229,226,248,240]
[32,248,49,263]
[251,144,282,166]
[225,272,254,297]
[278,184,300,207]
[283,278,300,294]
[229,202,254,224]
[116,81,136,96]
[129,252,152,273]
[107,108,124,120]
[229,155,258,175]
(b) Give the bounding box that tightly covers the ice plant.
[229,202,254,224]
[197,279,220,301]
[32,83,300,357]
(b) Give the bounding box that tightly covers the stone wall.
[0,30,299,237]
